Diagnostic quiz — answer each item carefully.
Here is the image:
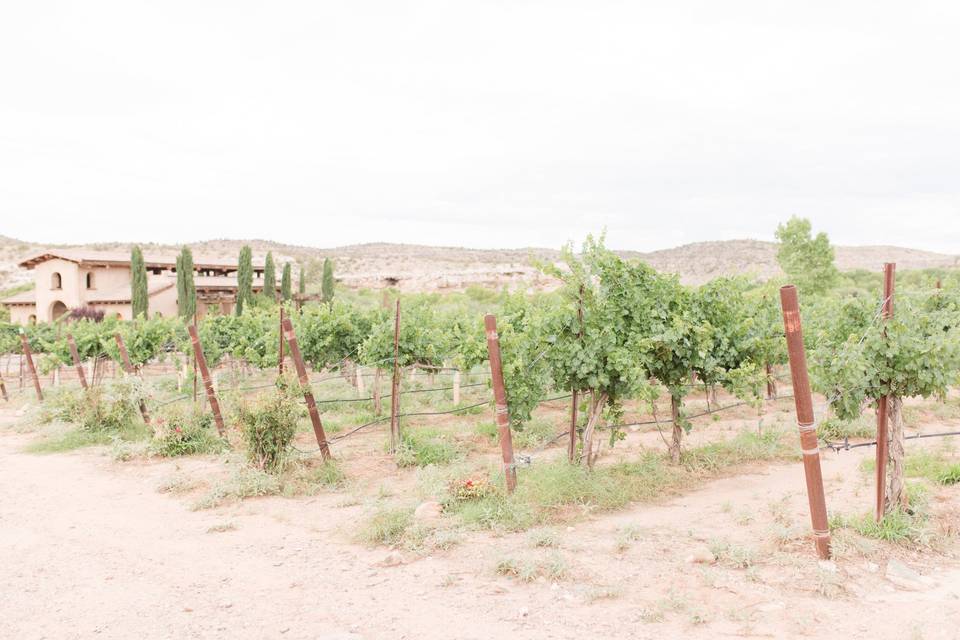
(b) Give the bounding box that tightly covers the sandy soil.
[2,402,960,640]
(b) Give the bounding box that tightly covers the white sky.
[1,1,958,253]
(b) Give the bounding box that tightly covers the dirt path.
[3,412,960,639]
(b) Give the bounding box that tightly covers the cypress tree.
[321,258,335,304]
[180,247,196,319]
[263,251,276,302]
[281,263,292,302]
[176,254,186,316]
[236,245,253,316]
[131,246,149,319]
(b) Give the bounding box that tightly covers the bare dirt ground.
[2,399,960,640]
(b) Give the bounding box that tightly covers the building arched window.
[51,272,62,290]
[28,314,37,325]
[86,272,95,289]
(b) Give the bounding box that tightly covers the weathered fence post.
[278,306,285,376]
[280,317,332,460]
[876,262,899,520]
[19,331,42,401]
[373,368,383,415]
[186,324,225,436]
[568,389,579,462]
[484,314,518,494]
[452,369,461,405]
[114,333,151,425]
[0,373,8,402]
[191,317,199,404]
[779,286,831,559]
[389,300,402,453]
[356,365,365,395]
[66,334,88,391]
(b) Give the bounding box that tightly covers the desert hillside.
[0,235,956,293]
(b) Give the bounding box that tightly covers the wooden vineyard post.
[192,315,199,404]
[113,333,151,425]
[452,369,461,406]
[779,286,831,559]
[876,263,896,521]
[19,331,43,401]
[484,314,518,494]
[389,300,402,453]
[0,373,8,402]
[66,334,88,391]
[356,365,365,395]
[280,317,332,460]
[278,306,285,376]
[568,389,579,463]
[186,324,225,436]
[373,368,383,415]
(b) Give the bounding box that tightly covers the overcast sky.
[1,1,958,253]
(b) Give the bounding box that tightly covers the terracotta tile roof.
[18,249,265,271]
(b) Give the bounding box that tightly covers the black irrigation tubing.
[599,394,795,431]
[292,399,498,453]
[823,429,960,452]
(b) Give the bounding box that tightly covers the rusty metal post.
[114,333,151,425]
[186,324,225,436]
[779,286,831,559]
[278,306,285,375]
[19,332,43,401]
[484,314,518,493]
[66,334,88,390]
[389,300,402,453]
[875,263,896,521]
[281,317,332,459]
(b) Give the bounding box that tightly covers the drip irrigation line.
[292,399,497,453]
[823,429,960,452]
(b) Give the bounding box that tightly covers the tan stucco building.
[2,250,270,324]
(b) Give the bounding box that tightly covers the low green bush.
[150,407,226,457]
[236,378,301,472]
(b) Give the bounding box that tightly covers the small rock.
[865,562,879,573]
[219,601,233,609]
[414,501,443,522]
[886,559,933,591]
[818,560,838,573]
[685,547,715,564]
[489,585,509,595]
[518,607,529,618]
[377,551,404,567]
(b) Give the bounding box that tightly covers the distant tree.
[131,246,149,319]
[775,216,838,295]
[263,251,277,302]
[178,247,196,319]
[236,246,254,315]
[321,258,335,304]
[281,263,292,302]
[298,263,306,296]
[176,254,185,314]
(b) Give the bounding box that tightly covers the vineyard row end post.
[876,262,896,521]
[113,333,151,425]
[389,299,402,453]
[19,331,43,401]
[484,314,518,494]
[779,285,831,560]
[186,324,226,436]
[280,317,332,460]
[66,333,89,390]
